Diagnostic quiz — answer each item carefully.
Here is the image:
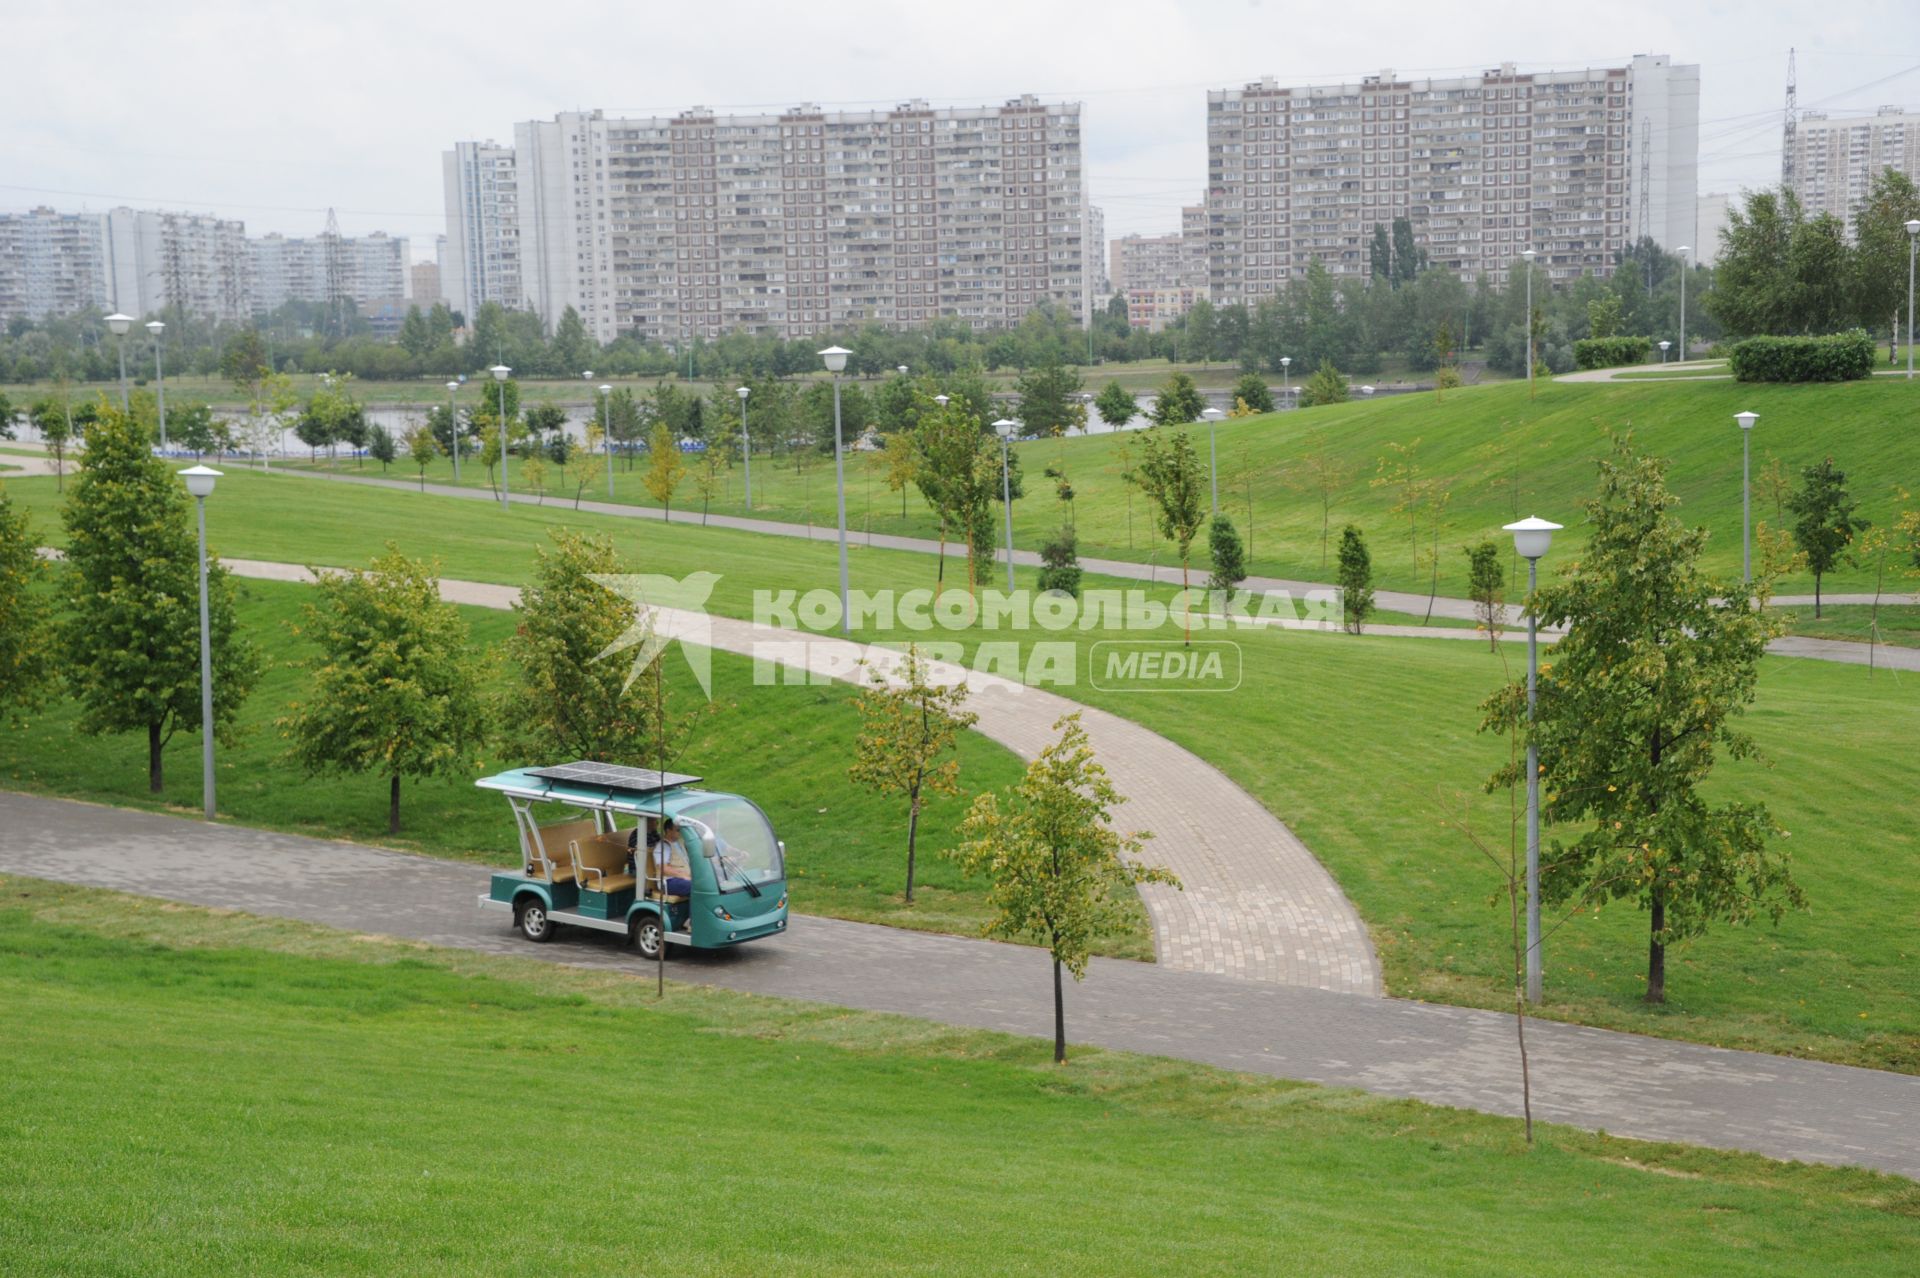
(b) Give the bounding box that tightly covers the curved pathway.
[223,558,1381,996]
[1,789,1914,1180]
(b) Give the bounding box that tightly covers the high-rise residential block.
[411,261,441,306]
[102,206,252,323]
[448,96,1089,344]
[0,206,108,323]
[249,230,408,313]
[1086,204,1108,296]
[442,139,520,323]
[1204,54,1698,301]
[1789,107,1920,231]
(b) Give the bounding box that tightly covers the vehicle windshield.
[680,797,784,893]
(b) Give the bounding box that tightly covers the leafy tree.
[28,393,79,490]
[281,548,489,834]
[1133,427,1205,635]
[398,306,431,359]
[1094,379,1136,428]
[643,421,687,518]
[1587,295,1623,340]
[524,401,568,456]
[881,429,918,519]
[1368,223,1393,286]
[913,396,987,591]
[1293,450,1356,570]
[1299,359,1349,408]
[552,305,593,375]
[1787,457,1868,617]
[497,531,663,764]
[1231,372,1274,414]
[1206,515,1247,594]
[848,645,979,903]
[1036,526,1082,598]
[405,422,439,490]
[1851,169,1920,338]
[691,448,725,524]
[61,407,260,791]
[1464,539,1505,651]
[1013,358,1084,438]
[1184,297,1218,364]
[0,392,16,439]
[1336,525,1374,634]
[951,712,1177,1063]
[367,423,397,473]
[221,328,271,412]
[1391,217,1427,287]
[1480,436,1799,1004]
[0,484,58,723]
[519,454,549,503]
[1150,372,1206,426]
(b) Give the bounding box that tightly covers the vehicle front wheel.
[517,899,556,943]
[632,913,666,960]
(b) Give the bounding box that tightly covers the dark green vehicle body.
[475,764,789,952]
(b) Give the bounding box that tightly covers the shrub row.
[1728,330,1876,383]
[1572,336,1653,370]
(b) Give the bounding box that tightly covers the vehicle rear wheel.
[517,898,556,943]
[632,912,666,960]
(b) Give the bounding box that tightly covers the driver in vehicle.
[634,819,693,897]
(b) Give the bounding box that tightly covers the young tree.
[27,394,75,491]
[1150,372,1206,426]
[1480,436,1800,1005]
[692,448,725,524]
[1094,379,1137,429]
[497,531,663,764]
[881,429,918,520]
[0,485,58,723]
[61,407,261,792]
[405,422,439,491]
[1133,428,1205,638]
[951,712,1178,1063]
[1036,526,1083,598]
[367,423,397,473]
[644,421,687,519]
[1787,457,1868,618]
[1299,359,1349,407]
[1464,538,1505,651]
[1293,450,1355,570]
[1013,358,1084,438]
[848,645,979,903]
[281,548,489,835]
[1230,372,1274,414]
[1206,514,1247,594]
[1372,438,1428,577]
[1336,524,1374,634]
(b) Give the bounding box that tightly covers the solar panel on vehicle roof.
[526,761,702,792]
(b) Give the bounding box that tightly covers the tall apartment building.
[1789,107,1920,231]
[448,96,1088,344]
[1204,54,1698,302]
[102,206,252,323]
[411,261,441,306]
[442,140,520,323]
[249,230,408,313]
[1086,204,1108,296]
[0,207,108,323]
[1696,192,1732,264]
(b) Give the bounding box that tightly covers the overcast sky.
[6,0,1917,259]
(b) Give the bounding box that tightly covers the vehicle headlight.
[712,906,732,920]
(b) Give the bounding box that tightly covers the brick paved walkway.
[225,558,1382,995]
[2,790,1914,1180]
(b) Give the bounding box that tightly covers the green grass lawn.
[7,468,1916,1068]
[264,374,1920,607]
[0,881,1912,1276]
[0,575,1154,960]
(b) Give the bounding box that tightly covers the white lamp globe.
[105,312,133,336]
[818,345,851,374]
[1504,516,1562,562]
[179,465,222,499]
[490,364,511,382]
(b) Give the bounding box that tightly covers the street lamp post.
[1522,249,1537,394]
[1905,220,1920,380]
[819,346,853,635]
[1677,246,1690,362]
[993,419,1018,593]
[1659,340,1670,364]
[491,365,512,508]
[737,384,752,509]
[1200,406,1224,515]
[147,320,168,450]
[1504,514,1561,1005]
[181,465,223,821]
[1360,384,1375,398]
[897,364,908,377]
[1280,355,1292,401]
[106,313,133,410]
[600,384,614,497]
[445,381,461,482]
[1735,411,1757,585]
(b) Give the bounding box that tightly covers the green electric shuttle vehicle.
[476,761,789,958]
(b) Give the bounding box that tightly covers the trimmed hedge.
[1573,336,1654,370]
[1729,330,1875,383]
